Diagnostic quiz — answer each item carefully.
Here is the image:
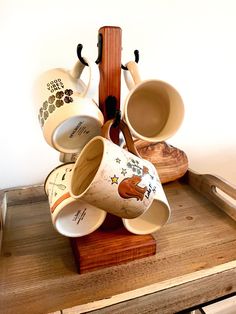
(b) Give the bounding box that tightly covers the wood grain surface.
[98,26,121,144]
[0,191,5,253]
[71,228,156,273]
[63,265,236,314]
[135,140,188,184]
[0,171,236,314]
[186,170,236,221]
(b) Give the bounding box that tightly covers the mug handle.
[70,58,99,100]
[70,59,85,80]
[123,61,142,90]
[102,118,141,158]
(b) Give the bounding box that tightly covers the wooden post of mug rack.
[70,26,156,274]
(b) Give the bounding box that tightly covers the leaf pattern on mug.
[64,96,73,103]
[48,95,55,104]
[38,88,75,128]
[43,101,48,110]
[49,104,56,113]
[65,89,73,96]
[55,99,64,107]
[56,91,64,99]
[44,110,49,120]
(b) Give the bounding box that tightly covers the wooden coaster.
[70,228,156,273]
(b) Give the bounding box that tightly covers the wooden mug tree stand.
[70,26,156,274]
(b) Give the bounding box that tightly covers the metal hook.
[77,36,102,65]
[77,44,88,66]
[112,110,121,128]
[95,34,103,64]
[105,96,117,120]
[105,97,121,128]
[121,50,139,70]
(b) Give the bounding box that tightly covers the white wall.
[0,0,236,189]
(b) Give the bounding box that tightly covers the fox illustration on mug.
[118,166,150,201]
[118,175,147,201]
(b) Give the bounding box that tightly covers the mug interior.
[123,199,170,235]
[70,137,104,197]
[126,81,170,138]
[126,80,184,141]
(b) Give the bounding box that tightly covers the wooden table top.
[0,171,236,314]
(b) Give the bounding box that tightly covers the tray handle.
[186,170,236,221]
[0,191,6,254]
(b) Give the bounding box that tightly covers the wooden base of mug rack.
[71,225,156,273]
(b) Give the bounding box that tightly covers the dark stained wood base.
[70,228,156,273]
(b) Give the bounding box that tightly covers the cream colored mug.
[59,152,79,163]
[122,181,170,235]
[123,61,184,142]
[70,119,160,219]
[44,163,107,237]
[34,58,104,153]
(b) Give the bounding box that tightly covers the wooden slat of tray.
[0,171,236,314]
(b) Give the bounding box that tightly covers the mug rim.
[122,198,170,235]
[69,135,105,199]
[52,196,107,237]
[123,79,184,142]
[44,162,74,195]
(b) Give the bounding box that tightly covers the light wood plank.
[62,261,236,313]
[0,191,6,253]
[186,170,236,221]
[5,184,46,206]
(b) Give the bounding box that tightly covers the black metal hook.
[77,34,102,66]
[112,110,121,128]
[105,96,117,120]
[95,34,103,64]
[121,50,139,70]
[77,44,88,66]
[105,97,121,128]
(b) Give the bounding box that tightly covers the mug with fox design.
[122,182,170,235]
[69,119,159,219]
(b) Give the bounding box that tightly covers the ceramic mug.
[69,119,159,219]
[44,163,107,237]
[59,152,79,163]
[122,181,170,235]
[123,61,184,142]
[34,58,104,153]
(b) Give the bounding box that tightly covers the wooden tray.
[0,170,236,314]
